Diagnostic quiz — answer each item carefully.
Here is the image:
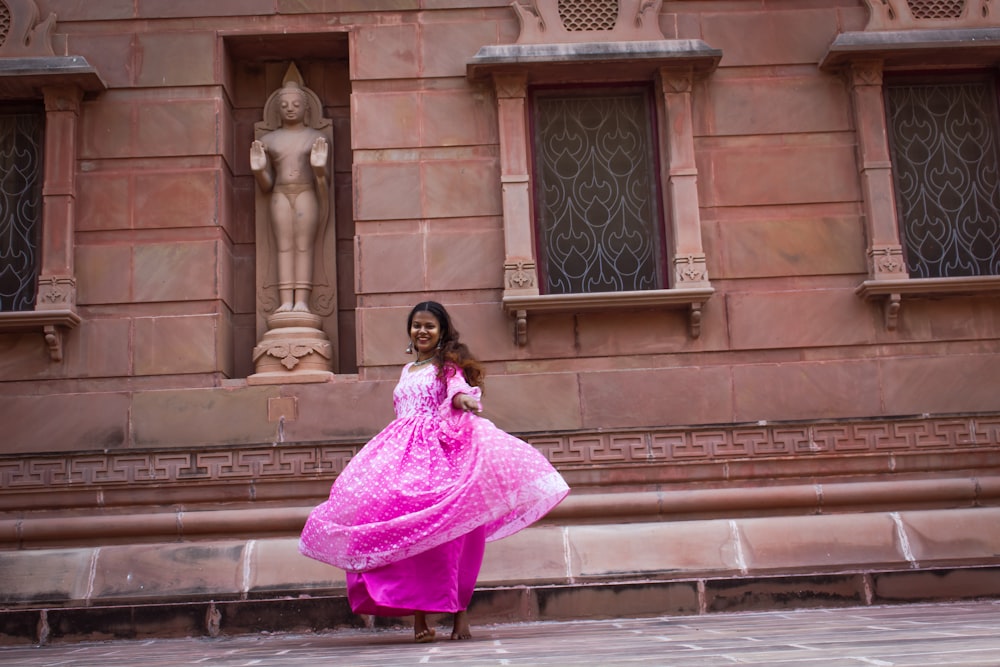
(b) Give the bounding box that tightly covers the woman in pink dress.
[299,301,570,642]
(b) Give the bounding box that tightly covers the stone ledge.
[2,567,999,646]
[3,508,999,608]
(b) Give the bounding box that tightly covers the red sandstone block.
[731,359,881,422]
[423,158,501,219]
[0,548,95,604]
[352,91,421,150]
[699,143,860,208]
[701,73,852,137]
[737,513,902,572]
[579,366,735,429]
[880,354,1000,415]
[133,240,221,302]
[568,522,738,579]
[76,243,133,305]
[132,314,224,376]
[250,539,346,593]
[131,384,278,447]
[420,19,500,78]
[900,508,1000,564]
[64,32,135,88]
[351,23,420,81]
[354,162,421,221]
[76,172,130,231]
[280,378,396,441]
[42,0,135,21]
[440,301,512,362]
[136,0,276,18]
[422,89,497,147]
[62,317,132,379]
[574,308,725,357]
[134,169,222,229]
[89,542,245,601]
[356,231,425,294]
[0,393,130,453]
[231,178,256,244]
[135,98,221,158]
[701,9,840,67]
[135,32,217,87]
[484,372,584,433]
[355,304,413,368]
[727,289,875,350]
[277,0,418,12]
[710,216,866,280]
[480,526,566,585]
[80,96,135,159]
[894,297,1000,341]
[426,224,503,291]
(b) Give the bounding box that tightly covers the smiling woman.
[299,300,569,644]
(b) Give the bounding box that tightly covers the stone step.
[2,506,1000,644]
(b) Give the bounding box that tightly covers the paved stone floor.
[2,600,999,666]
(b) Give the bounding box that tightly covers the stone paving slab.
[1,600,999,667]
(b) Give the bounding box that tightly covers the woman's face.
[409,310,441,357]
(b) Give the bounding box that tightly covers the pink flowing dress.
[299,361,570,615]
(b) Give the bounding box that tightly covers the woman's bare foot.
[450,610,472,640]
[414,611,436,643]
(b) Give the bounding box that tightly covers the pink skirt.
[347,526,486,615]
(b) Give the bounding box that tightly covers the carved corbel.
[884,293,901,331]
[513,309,528,346]
[688,302,703,338]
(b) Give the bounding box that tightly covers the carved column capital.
[673,254,710,285]
[504,260,538,291]
[494,73,528,99]
[849,60,884,88]
[658,67,693,95]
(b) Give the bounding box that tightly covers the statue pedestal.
[247,312,334,385]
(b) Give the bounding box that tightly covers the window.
[0,0,104,360]
[531,86,666,294]
[885,74,1000,279]
[0,107,44,312]
[468,6,721,344]
[821,8,1000,329]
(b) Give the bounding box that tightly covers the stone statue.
[250,80,329,314]
[248,65,337,384]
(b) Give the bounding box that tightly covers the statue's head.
[277,81,308,124]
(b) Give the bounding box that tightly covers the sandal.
[415,628,436,644]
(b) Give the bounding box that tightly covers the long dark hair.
[407,301,485,389]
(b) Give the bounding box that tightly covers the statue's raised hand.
[310,137,329,169]
[250,140,267,172]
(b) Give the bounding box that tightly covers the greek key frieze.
[0,417,997,493]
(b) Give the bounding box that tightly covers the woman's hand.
[452,393,481,413]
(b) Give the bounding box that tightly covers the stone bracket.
[503,287,714,345]
[856,276,1000,330]
[0,309,80,361]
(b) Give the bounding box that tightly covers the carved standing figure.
[250,80,329,314]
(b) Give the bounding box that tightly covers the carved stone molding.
[2,414,997,503]
[862,0,1000,31]
[512,0,666,44]
[0,0,55,57]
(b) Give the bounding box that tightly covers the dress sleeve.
[437,363,482,446]
[442,362,482,410]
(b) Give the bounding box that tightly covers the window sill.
[856,276,1000,330]
[502,287,714,344]
[0,309,81,361]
